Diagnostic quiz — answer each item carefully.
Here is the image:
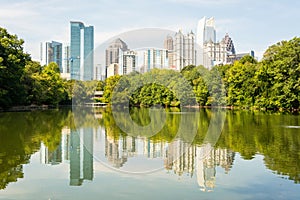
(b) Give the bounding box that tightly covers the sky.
[0,0,299,61]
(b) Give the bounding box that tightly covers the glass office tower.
[40,41,63,72]
[70,21,94,80]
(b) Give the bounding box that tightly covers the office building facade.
[40,41,63,72]
[119,50,137,75]
[105,38,128,68]
[143,48,169,72]
[70,21,94,80]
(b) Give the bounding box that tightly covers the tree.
[37,62,66,106]
[255,37,300,109]
[103,75,121,103]
[225,60,257,108]
[0,27,31,108]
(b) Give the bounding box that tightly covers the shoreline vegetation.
[2,105,299,114]
[1,27,300,112]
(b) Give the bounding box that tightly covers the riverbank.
[1,104,299,113]
[0,105,53,112]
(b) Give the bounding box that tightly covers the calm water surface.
[0,107,299,200]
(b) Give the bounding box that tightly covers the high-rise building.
[40,41,63,71]
[63,45,71,73]
[173,30,196,71]
[70,21,94,81]
[197,17,216,47]
[203,39,227,68]
[143,48,169,72]
[164,35,175,68]
[119,50,137,75]
[61,44,71,80]
[107,63,119,78]
[197,17,217,67]
[164,35,174,51]
[105,38,128,68]
[224,33,235,55]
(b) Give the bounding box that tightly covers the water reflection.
[38,125,234,193]
[0,107,300,192]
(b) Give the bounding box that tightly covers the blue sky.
[0,0,299,60]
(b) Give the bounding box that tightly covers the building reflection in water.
[40,127,94,186]
[40,126,234,191]
[196,143,234,192]
[105,134,137,168]
[70,127,93,186]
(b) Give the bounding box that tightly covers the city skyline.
[0,0,299,62]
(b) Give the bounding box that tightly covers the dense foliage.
[101,37,300,110]
[0,27,101,109]
[1,26,299,110]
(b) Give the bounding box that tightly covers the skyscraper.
[164,35,175,68]
[196,17,217,67]
[173,30,196,71]
[164,35,173,51]
[197,17,216,47]
[40,41,63,72]
[70,21,94,81]
[224,33,235,55]
[105,38,128,68]
[119,50,137,75]
[143,48,168,72]
[63,45,71,73]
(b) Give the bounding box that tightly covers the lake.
[0,107,299,200]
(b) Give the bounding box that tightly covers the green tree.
[103,75,121,103]
[255,37,300,109]
[0,27,31,108]
[38,62,66,106]
[225,60,258,108]
[21,61,43,105]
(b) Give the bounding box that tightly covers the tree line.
[1,26,299,110]
[101,37,300,110]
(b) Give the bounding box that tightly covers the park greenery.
[1,26,300,110]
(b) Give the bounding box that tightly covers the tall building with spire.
[224,33,235,55]
[197,17,217,68]
[197,17,216,47]
[70,21,94,81]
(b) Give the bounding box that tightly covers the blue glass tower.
[70,21,94,80]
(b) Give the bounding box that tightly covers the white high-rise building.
[119,50,137,75]
[61,44,71,80]
[173,30,196,71]
[203,39,227,68]
[143,48,168,72]
[107,63,119,78]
